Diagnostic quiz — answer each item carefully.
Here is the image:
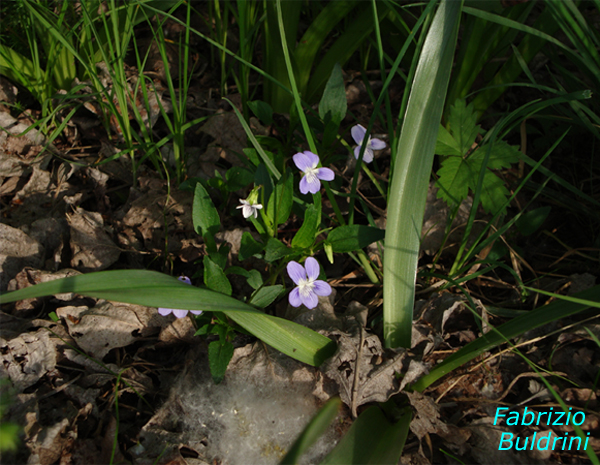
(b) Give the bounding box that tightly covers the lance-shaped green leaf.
[326,225,384,253]
[267,172,293,226]
[193,182,220,237]
[291,203,321,249]
[208,339,234,384]
[0,270,335,366]
[249,285,284,309]
[247,100,274,126]
[294,1,359,96]
[239,232,265,261]
[319,63,347,125]
[384,0,462,348]
[264,237,295,263]
[203,256,232,296]
[305,3,391,103]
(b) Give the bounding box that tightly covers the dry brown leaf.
[407,391,471,448]
[568,272,596,295]
[72,65,171,140]
[0,76,17,111]
[118,187,195,255]
[11,166,74,226]
[0,112,47,147]
[0,223,44,291]
[0,328,57,392]
[561,387,598,409]
[0,150,29,178]
[27,418,71,465]
[68,207,120,271]
[158,314,197,344]
[321,303,406,417]
[420,182,486,257]
[8,268,83,317]
[197,111,247,168]
[57,301,161,360]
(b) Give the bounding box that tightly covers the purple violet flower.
[158,276,203,318]
[293,151,335,195]
[351,124,386,163]
[287,257,332,309]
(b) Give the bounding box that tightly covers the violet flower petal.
[293,151,318,171]
[172,309,189,318]
[351,124,367,144]
[354,144,374,163]
[288,287,302,307]
[316,167,335,181]
[302,291,319,309]
[313,280,332,296]
[304,257,320,280]
[287,257,332,309]
[300,175,319,195]
[287,261,306,285]
[158,276,202,318]
[370,138,386,150]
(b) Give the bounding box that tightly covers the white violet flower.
[237,186,263,219]
[237,199,263,219]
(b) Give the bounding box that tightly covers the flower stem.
[362,165,387,201]
[349,251,380,284]
[323,184,345,226]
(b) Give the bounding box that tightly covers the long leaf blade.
[280,398,342,465]
[320,406,412,465]
[410,285,600,392]
[0,270,335,366]
[383,0,462,348]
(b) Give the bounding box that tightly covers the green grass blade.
[263,0,302,112]
[0,270,335,366]
[383,0,462,349]
[224,98,281,181]
[546,0,600,78]
[0,45,45,101]
[294,1,359,91]
[446,1,533,109]
[462,5,564,116]
[410,285,600,392]
[462,6,567,56]
[346,0,436,225]
[275,0,317,154]
[306,4,390,103]
[141,3,293,103]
